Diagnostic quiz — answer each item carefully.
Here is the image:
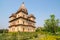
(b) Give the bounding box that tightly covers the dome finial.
[22,2,24,4]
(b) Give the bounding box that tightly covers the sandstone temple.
[9,2,36,32]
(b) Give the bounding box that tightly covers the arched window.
[18,20,19,23]
[23,21,24,24]
[23,15,25,17]
[28,28,29,31]
[12,28,15,31]
[17,27,19,32]
[17,14,19,18]
[23,28,24,32]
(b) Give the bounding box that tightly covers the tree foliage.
[44,14,60,34]
[0,29,8,33]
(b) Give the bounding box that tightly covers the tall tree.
[44,14,59,34]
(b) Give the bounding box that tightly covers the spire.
[17,2,28,14]
[17,2,26,11]
[21,2,25,8]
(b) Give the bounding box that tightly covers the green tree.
[44,14,59,34]
[36,27,42,32]
[57,27,60,32]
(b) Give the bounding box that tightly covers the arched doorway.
[23,28,25,32]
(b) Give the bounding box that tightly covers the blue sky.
[0,0,60,29]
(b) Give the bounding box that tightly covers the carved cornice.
[9,16,36,23]
[9,24,35,28]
